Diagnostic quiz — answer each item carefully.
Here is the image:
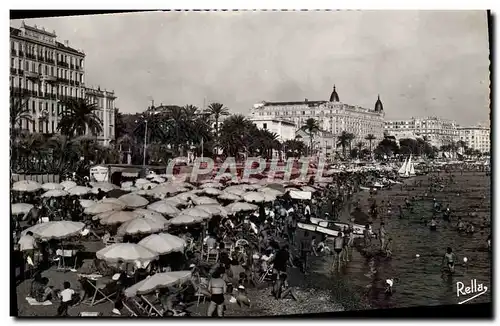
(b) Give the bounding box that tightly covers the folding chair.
[80,276,118,306]
[206,249,219,264]
[258,264,274,284]
[196,278,209,306]
[55,249,78,271]
[140,294,164,316]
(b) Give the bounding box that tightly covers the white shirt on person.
[304,205,311,215]
[60,288,75,302]
[18,235,37,251]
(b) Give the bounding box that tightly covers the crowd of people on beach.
[12,159,491,317]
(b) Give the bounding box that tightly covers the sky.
[12,10,491,125]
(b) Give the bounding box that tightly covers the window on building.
[51,121,54,133]
[263,123,267,130]
[39,120,43,133]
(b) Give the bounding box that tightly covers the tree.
[57,98,103,138]
[365,134,376,157]
[219,115,255,159]
[374,138,399,159]
[337,131,354,158]
[10,90,32,132]
[207,102,229,140]
[114,109,128,140]
[300,118,321,156]
[283,139,306,158]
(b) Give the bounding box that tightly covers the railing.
[26,53,36,60]
[46,58,55,64]
[57,61,69,67]
[37,55,44,61]
[18,51,24,57]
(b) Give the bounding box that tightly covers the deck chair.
[196,278,209,306]
[80,276,118,306]
[55,249,78,270]
[139,294,164,316]
[206,249,219,264]
[104,236,123,246]
[258,264,274,284]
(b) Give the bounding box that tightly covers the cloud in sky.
[12,10,490,125]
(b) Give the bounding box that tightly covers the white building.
[85,86,116,146]
[295,129,336,157]
[250,118,296,142]
[458,124,490,153]
[384,116,459,148]
[250,85,385,146]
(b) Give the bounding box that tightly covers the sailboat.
[399,155,416,178]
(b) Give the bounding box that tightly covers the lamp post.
[143,119,148,167]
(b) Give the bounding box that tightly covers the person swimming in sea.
[465,223,475,235]
[442,204,451,222]
[429,217,438,231]
[384,238,393,258]
[457,218,465,232]
[442,247,457,274]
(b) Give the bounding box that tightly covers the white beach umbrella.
[135,178,149,187]
[148,184,185,196]
[140,182,158,190]
[41,189,69,198]
[42,182,64,191]
[12,180,42,192]
[100,198,127,207]
[117,218,166,236]
[163,197,188,207]
[90,182,118,192]
[152,177,166,183]
[11,203,34,215]
[259,187,285,197]
[175,192,198,202]
[138,233,186,255]
[199,182,223,189]
[124,271,191,298]
[301,186,317,193]
[224,186,246,196]
[218,192,241,201]
[31,221,85,240]
[121,181,134,189]
[203,187,223,196]
[118,194,149,208]
[168,214,205,226]
[195,204,228,217]
[225,202,259,214]
[242,192,266,203]
[147,201,181,216]
[79,199,96,209]
[100,210,142,225]
[67,186,91,196]
[96,243,159,263]
[192,196,218,206]
[181,207,211,219]
[133,209,170,225]
[84,202,123,215]
[60,180,77,190]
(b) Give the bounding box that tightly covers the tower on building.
[374,95,384,112]
[329,85,340,102]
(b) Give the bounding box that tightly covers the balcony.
[10,67,17,74]
[18,51,24,57]
[25,71,41,79]
[41,74,57,82]
[75,65,80,70]
[18,68,24,75]
[46,58,55,64]
[26,53,37,60]
[38,55,44,61]
[57,61,69,68]
[57,77,70,84]
[70,64,75,70]
[11,49,17,56]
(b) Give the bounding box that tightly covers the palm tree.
[57,98,103,138]
[283,139,306,158]
[337,131,351,158]
[364,134,376,157]
[356,141,364,158]
[206,102,229,140]
[456,140,467,154]
[219,115,254,159]
[300,118,321,156]
[10,91,32,132]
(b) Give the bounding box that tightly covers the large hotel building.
[250,86,386,154]
[10,22,116,145]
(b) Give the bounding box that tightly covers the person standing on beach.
[299,232,312,274]
[379,222,387,251]
[207,267,227,317]
[333,232,344,272]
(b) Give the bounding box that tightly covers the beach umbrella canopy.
[175,192,198,202]
[224,186,246,196]
[135,179,149,187]
[245,183,262,190]
[225,202,259,214]
[67,186,91,196]
[117,218,166,236]
[163,197,187,207]
[79,199,95,209]
[181,207,211,219]
[118,194,149,208]
[60,180,77,190]
[12,180,42,192]
[140,182,158,191]
[41,189,69,198]
[121,181,134,189]
[195,204,228,217]
[100,198,127,207]
[192,196,218,206]
[301,186,317,193]
[96,243,159,263]
[84,202,123,215]
[218,192,241,201]
[31,221,85,240]
[138,233,186,255]
[133,209,170,225]
[242,192,268,203]
[147,201,181,216]
[203,187,223,196]
[42,182,64,191]
[168,214,205,226]
[124,271,192,298]
[90,182,119,192]
[152,177,166,183]
[11,203,33,215]
[259,187,285,197]
[100,210,142,225]
[199,182,223,189]
[148,184,185,196]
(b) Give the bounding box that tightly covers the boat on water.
[359,186,371,191]
[302,217,375,238]
[398,155,416,178]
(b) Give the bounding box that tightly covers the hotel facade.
[250,86,386,152]
[10,22,116,145]
[458,124,490,154]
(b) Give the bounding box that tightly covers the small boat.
[297,222,317,232]
[399,155,416,178]
[360,186,371,191]
[373,181,384,188]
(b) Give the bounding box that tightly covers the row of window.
[10,77,84,98]
[10,58,84,81]
[11,40,83,67]
[17,118,114,138]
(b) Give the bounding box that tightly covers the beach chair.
[55,249,78,271]
[196,278,209,306]
[139,294,164,316]
[80,276,118,306]
[258,264,274,284]
[104,236,123,246]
